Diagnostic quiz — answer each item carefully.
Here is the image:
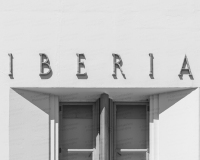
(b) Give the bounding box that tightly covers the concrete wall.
[159,88,199,160]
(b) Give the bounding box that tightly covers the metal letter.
[179,55,193,79]
[39,53,52,76]
[149,53,154,79]
[8,53,13,77]
[112,53,125,77]
[76,53,87,76]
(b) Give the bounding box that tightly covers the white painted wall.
[0,0,200,88]
[9,89,50,160]
[159,88,199,160]
[0,0,200,160]
[0,74,9,160]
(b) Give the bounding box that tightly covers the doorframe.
[49,95,159,160]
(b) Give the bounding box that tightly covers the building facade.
[1,0,200,160]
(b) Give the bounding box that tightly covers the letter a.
[179,55,193,79]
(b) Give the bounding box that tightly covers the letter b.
[39,53,52,76]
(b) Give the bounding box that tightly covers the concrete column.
[100,93,109,160]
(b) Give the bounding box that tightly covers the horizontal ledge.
[67,149,94,152]
[118,149,148,152]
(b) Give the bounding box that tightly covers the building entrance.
[59,97,149,160]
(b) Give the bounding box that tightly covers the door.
[59,102,99,160]
[59,100,149,160]
[111,102,149,160]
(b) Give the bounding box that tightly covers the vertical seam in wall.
[9,89,10,160]
[199,88,200,160]
[158,94,160,160]
[50,95,55,160]
[49,95,50,160]
[55,96,59,160]
[153,95,157,160]
[54,96,55,160]
[150,96,154,160]
[154,95,159,160]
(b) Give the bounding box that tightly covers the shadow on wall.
[9,88,50,160]
[156,88,199,160]
[9,88,198,160]
[159,88,196,115]
[12,88,50,114]
[9,89,99,160]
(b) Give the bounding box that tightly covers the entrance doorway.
[59,97,149,160]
